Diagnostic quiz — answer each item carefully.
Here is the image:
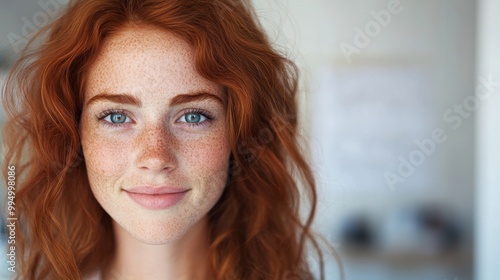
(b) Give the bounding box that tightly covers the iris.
[185,113,202,123]
[110,113,127,123]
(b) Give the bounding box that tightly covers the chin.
[130,231,185,245]
[113,214,201,245]
[130,221,191,244]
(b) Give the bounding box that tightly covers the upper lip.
[125,186,190,195]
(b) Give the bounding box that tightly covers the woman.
[2,0,338,279]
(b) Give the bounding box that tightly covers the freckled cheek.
[82,136,130,178]
[181,133,231,182]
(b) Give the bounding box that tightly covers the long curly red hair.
[2,0,337,279]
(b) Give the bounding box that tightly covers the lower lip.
[125,190,189,210]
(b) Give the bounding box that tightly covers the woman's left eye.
[179,113,207,124]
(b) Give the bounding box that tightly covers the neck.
[103,217,211,280]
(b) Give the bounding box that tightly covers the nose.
[135,123,177,173]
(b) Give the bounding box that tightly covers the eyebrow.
[87,93,141,107]
[86,91,224,107]
[169,92,224,107]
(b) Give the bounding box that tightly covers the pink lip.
[125,186,190,210]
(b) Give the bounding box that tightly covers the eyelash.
[96,108,214,129]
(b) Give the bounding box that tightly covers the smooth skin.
[79,26,231,280]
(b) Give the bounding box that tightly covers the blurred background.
[0,0,499,279]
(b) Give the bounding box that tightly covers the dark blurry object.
[415,205,461,251]
[379,204,461,255]
[341,215,374,250]
[340,204,461,256]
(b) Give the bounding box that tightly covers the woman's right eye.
[97,110,132,128]
[104,113,130,124]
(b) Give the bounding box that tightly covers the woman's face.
[80,26,231,244]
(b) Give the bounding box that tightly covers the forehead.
[99,26,193,60]
[84,26,223,102]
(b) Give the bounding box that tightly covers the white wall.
[475,0,500,279]
[251,0,476,226]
